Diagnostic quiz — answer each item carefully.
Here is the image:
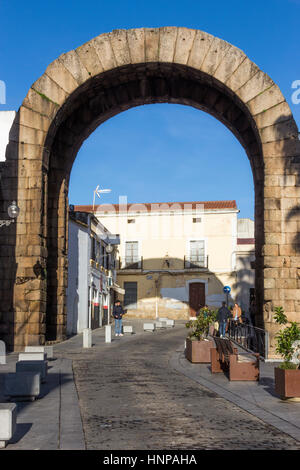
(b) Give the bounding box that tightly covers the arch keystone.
[158,27,178,63]
[145,28,160,62]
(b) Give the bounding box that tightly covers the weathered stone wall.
[0,27,299,356]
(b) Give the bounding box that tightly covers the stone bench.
[4,372,40,401]
[25,345,54,360]
[0,340,6,365]
[19,352,47,362]
[0,403,17,448]
[211,337,260,381]
[158,318,175,327]
[144,323,155,332]
[123,325,134,334]
[16,360,47,383]
[155,321,167,329]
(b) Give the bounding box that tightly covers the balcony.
[184,255,209,270]
[117,257,143,270]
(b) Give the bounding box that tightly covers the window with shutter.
[189,240,205,267]
[125,241,139,267]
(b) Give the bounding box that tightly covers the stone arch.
[0,27,299,354]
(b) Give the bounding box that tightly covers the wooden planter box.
[274,367,300,399]
[185,337,213,363]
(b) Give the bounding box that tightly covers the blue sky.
[1,0,299,219]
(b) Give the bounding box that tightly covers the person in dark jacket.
[217,302,231,338]
[113,300,125,337]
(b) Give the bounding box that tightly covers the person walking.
[113,300,125,337]
[217,301,231,338]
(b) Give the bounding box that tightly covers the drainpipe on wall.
[155,278,159,319]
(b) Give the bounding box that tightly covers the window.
[100,242,105,268]
[125,241,139,266]
[90,237,96,261]
[189,240,205,267]
[124,282,137,309]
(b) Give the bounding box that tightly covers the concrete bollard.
[25,346,54,360]
[0,403,17,448]
[166,319,175,328]
[0,340,6,365]
[105,325,111,343]
[19,352,46,362]
[4,372,40,401]
[155,321,167,329]
[83,328,92,348]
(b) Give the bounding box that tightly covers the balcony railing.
[184,255,209,270]
[117,257,143,270]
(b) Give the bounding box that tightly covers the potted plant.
[273,306,300,401]
[185,307,216,363]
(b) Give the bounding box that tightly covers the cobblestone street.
[60,322,300,450]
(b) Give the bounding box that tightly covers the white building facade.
[66,210,120,336]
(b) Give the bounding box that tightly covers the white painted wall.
[0,111,16,161]
[66,220,89,335]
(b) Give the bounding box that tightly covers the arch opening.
[45,62,263,341]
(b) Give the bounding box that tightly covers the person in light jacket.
[232,303,242,324]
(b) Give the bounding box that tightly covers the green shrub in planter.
[186,307,217,341]
[274,306,300,369]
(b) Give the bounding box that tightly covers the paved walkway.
[0,319,300,449]
[0,353,84,450]
[171,349,300,443]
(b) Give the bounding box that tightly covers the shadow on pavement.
[8,423,32,445]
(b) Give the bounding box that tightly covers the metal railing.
[117,257,143,270]
[227,319,269,359]
[184,255,209,269]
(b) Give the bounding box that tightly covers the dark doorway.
[189,282,205,316]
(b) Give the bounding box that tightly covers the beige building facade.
[75,200,255,320]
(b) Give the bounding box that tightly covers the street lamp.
[105,244,114,254]
[0,201,20,228]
